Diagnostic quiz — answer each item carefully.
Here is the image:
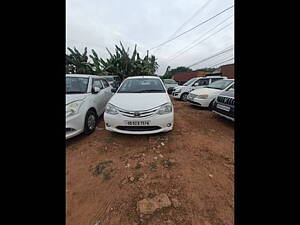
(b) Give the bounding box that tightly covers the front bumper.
[104,112,174,134]
[66,113,85,139]
[187,95,210,107]
[212,102,234,121]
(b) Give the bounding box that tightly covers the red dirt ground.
[66,99,234,225]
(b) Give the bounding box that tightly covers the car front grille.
[116,126,161,131]
[118,107,159,118]
[217,96,235,106]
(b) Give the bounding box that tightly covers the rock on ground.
[137,193,171,215]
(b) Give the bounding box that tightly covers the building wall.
[195,71,212,77]
[220,64,234,79]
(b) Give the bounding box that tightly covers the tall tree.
[65,47,93,74]
[98,42,158,80]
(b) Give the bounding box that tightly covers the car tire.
[180,93,188,101]
[84,110,97,135]
[208,99,215,110]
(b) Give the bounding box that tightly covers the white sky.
[66,0,234,75]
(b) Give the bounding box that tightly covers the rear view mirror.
[111,88,117,93]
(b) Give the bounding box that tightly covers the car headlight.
[157,103,173,115]
[196,94,209,99]
[105,103,119,115]
[66,100,84,117]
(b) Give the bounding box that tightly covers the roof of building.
[220,63,234,68]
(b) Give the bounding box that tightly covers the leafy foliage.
[162,66,193,79]
[65,47,94,74]
[65,42,159,81]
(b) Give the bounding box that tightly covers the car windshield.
[117,78,165,93]
[183,78,198,86]
[164,79,177,84]
[206,80,233,90]
[66,77,89,94]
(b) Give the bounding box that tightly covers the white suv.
[172,75,226,101]
[66,74,114,139]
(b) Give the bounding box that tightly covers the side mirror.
[92,87,100,94]
[111,88,117,93]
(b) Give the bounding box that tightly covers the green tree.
[65,47,93,74]
[97,42,158,80]
[162,66,192,79]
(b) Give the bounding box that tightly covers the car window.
[183,78,198,86]
[66,77,89,94]
[101,79,110,88]
[92,79,103,89]
[210,78,223,83]
[194,79,209,86]
[118,78,165,93]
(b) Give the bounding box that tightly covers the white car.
[104,76,174,134]
[162,79,178,94]
[187,79,234,109]
[66,74,114,139]
[172,75,226,101]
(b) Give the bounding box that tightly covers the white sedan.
[104,76,174,134]
[187,79,234,109]
[66,74,114,139]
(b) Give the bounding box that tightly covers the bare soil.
[66,99,234,225]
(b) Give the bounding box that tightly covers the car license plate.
[126,121,151,126]
[216,104,230,112]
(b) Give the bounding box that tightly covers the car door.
[100,78,112,103]
[92,78,106,116]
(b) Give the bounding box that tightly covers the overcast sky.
[66,0,234,75]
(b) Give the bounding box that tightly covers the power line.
[169,22,233,61]
[168,14,233,60]
[149,4,234,51]
[187,46,234,67]
[206,57,234,68]
[168,0,213,39]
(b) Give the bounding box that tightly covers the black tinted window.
[118,78,165,93]
[101,79,109,88]
[194,79,209,86]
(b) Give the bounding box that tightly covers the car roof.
[66,74,100,78]
[101,75,118,78]
[126,76,160,80]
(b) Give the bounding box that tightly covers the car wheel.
[84,110,97,135]
[181,93,188,101]
[208,99,215,110]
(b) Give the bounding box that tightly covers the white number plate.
[126,121,151,126]
[216,104,230,112]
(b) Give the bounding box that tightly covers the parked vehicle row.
[171,76,235,121]
[66,74,233,140]
[172,75,226,101]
